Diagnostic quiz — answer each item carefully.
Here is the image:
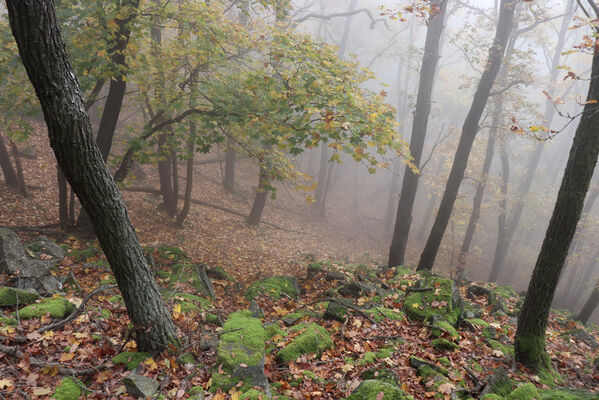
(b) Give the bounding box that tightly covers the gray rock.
[122,374,159,398]
[0,229,62,294]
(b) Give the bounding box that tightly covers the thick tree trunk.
[515,39,599,371]
[0,134,19,188]
[578,278,599,325]
[490,0,575,278]
[6,0,178,352]
[387,0,447,268]
[418,0,517,271]
[247,169,269,225]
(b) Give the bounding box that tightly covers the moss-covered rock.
[345,380,411,400]
[215,310,269,391]
[16,297,74,319]
[0,286,40,306]
[403,275,462,326]
[277,323,333,362]
[245,276,300,300]
[507,383,540,400]
[51,377,83,400]
[112,351,152,370]
[432,338,458,351]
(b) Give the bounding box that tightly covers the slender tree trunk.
[418,0,518,271]
[176,123,196,226]
[578,278,599,325]
[490,0,575,278]
[387,0,448,268]
[57,166,68,229]
[247,169,269,225]
[0,134,19,188]
[456,102,499,279]
[10,141,28,198]
[515,36,599,372]
[6,0,178,352]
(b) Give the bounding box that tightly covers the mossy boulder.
[277,323,333,362]
[215,310,269,391]
[16,297,74,319]
[507,383,540,400]
[432,338,458,351]
[403,275,462,326]
[345,380,411,400]
[51,377,83,400]
[0,286,40,306]
[245,276,299,300]
[112,352,152,370]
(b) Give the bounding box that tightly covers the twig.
[37,284,117,333]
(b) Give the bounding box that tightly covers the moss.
[364,307,405,322]
[493,286,519,300]
[437,357,451,368]
[403,275,461,326]
[51,378,82,400]
[431,320,460,341]
[0,317,17,326]
[16,297,75,319]
[482,395,504,400]
[218,310,266,372]
[432,338,458,351]
[112,352,152,370]
[466,318,489,327]
[0,286,40,306]
[245,276,299,300]
[507,383,540,400]
[345,380,410,400]
[276,323,333,362]
[486,339,515,357]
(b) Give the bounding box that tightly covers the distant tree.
[515,1,599,370]
[417,0,518,271]
[387,0,448,269]
[6,0,178,352]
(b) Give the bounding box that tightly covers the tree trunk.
[176,122,196,227]
[456,101,499,279]
[490,0,575,278]
[57,165,68,229]
[10,141,29,198]
[247,169,269,225]
[6,0,178,352]
[515,35,599,372]
[0,134,19,188]
[578,278,599,325]
[387,0,448,268]
[418,0,517,271]
[224,137,236,191]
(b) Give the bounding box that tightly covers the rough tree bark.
[387,0,448,268]
[515,27,599,371]
[6,0,178,352]
[418,0,518,271]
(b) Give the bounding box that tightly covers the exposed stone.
[123,374,159,398]
[245,276,300,300]
[0,229,63,294]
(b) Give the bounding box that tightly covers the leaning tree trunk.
[6,0,178,352]
[0,133,19,188]
[515,36,599,372]
[418,0,518,271]
[387,0,448,268]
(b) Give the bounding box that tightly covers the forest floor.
[0,125,598,399]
